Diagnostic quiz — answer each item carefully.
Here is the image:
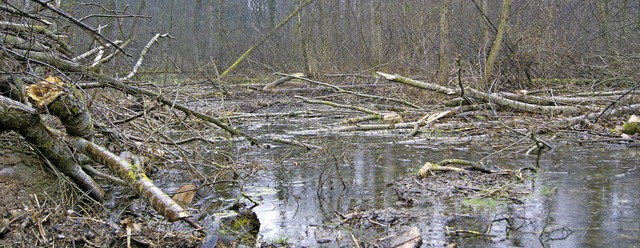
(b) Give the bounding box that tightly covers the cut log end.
[25,75,65,111]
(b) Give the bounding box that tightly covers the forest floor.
[1,74,638,247]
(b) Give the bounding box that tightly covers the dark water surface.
[166,117,640,247]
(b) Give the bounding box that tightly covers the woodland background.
[66,0,640,86]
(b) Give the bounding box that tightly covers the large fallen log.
[25,76,93,137]
[65,137,191,222]
[0,95,104,201]
[0,92,199,226]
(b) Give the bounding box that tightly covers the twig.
[79,163,126,185]
[30,0,129,56]
[594,81,640,123]
[272,137,323,150]
[349,232,361,248]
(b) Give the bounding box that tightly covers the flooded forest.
[2,0,640,247]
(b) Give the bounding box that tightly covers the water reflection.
[211,127,639,247]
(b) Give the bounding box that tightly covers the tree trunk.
[65,137,190,222]
[0,95,104,201]
[596,0,612,52]
[483,0,511,88]
[220,0,313,77]
[481,0,489,44]
[436,0,451,86]
[371,0,383,65]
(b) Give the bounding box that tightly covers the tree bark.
[437,0,451,86]
[0,95,104,201]
[65,137,190,222]
[483,0,511,88]
[377,72,580,115]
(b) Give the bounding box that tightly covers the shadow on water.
[169,118,640,247]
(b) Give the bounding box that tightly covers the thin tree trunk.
[436,0,451,86]
[596,0,612,52]
[65,137,190,222]
[481,0,489,44]
[371,0,383,65]
[483,0,511,88]
[220,0,313,77]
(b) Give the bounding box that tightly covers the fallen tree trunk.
[376,72,583,115]
[0,95,104,201]
[65,137,191,222]
[25,76,93,137]
[0,95,197,224]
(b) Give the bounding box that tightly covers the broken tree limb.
[419,162,463,177]
[281,73,422,109]
[262,73,305,91]
[336,122,418,132]
[294,95,380,115]
[64,137,190,222]
[497,91,619,106]
[377,72,581,115]
[272,137,323,150]
[553,103,640,128]
[418,159,494,178]
[0,95,104,201]
[436,159,494,173]
[72,40,125,62]
[118,33,171,81]
[409,110,454,136]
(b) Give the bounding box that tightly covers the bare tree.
[483,0,511,88]
[436,0,451,86]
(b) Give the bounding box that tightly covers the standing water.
[191,118,640,247]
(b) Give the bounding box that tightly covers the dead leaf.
[172,183,197,206]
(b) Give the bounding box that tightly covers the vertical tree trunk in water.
[437,0,451,86]
[483,0,511,89]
